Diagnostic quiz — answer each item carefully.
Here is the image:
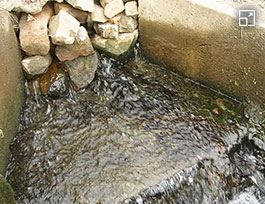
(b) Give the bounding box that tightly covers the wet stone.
[6,58,265,204]
[38,60,69,98]
[63,53,98,90]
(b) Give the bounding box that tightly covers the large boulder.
[139,0,265,104]
[21,54,52,78]
[91,29,138,59]
[65,0,94,12]
[49,10,80,45]
[55,26,95,61]
[19,4,53,56]
[63,53,98,90]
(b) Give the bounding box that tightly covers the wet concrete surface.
[5,51,265,203]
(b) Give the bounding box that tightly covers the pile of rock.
[1,0,139,95]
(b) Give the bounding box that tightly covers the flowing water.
[5,48,265,204]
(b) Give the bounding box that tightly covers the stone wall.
[139,0,265,104]
[0,10,24,174]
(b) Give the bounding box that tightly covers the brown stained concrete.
[0,10,24,174]
[139,0,265,104]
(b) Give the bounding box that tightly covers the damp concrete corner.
[139,0,265,104]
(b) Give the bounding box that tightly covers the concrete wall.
[0,10,24,174]
[139,0,265,103]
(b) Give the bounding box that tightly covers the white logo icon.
[239,10,256,27]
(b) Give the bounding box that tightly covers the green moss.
[0,175,16,204]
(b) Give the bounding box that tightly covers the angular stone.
[104,0,125,19]
[49,10,80,45]
[0,0,63,14]
[54,2,88,24]
[119,14,138,33]
[63,53,98,90]
[19,4,53,56]
[55,26,95,62]
[22,54,52,78]
[94,23,119,39]
[125,1,138,16]
[100,0,113,8]
[65,0,94,12]
[38,61,69,98]
[91,29,138,59]
[91,4,108,23]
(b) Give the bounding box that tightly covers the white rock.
[49,10,80,45]
[55,26,95,62]
[104,0,124,19]
[119,14,138,33]
[125,1,138,16]
[22,54,52,78]
[94,23,119,39]
[91,4,108,23]
[65,0,94,12]
[15,0,49,14]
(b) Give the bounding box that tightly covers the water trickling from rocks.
[6,48,265,203]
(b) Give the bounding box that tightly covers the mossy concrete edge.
[139,0,265,104]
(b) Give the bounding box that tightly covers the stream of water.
[5,48,265,204]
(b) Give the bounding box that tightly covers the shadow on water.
[6,46,265,203]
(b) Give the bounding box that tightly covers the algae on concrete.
[0,175,15,204]
[139,0,265,104]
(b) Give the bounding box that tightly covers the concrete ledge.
[139,0,265,103]
[0,10,24,174]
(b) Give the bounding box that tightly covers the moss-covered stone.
[0,175,16,204]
